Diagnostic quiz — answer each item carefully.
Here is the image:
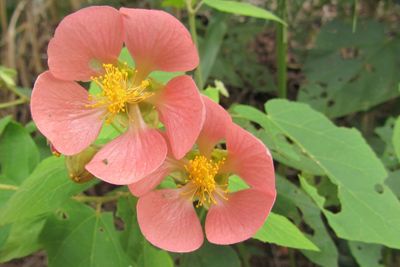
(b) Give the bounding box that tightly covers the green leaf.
[117,196,173,266]
[261,99,400,248]
[203,0,285,25]
[231,104,325,175]
[0,218,46,263]
[0,157,94,225]
[348,241,383,267]
[392,115,400,163]
[298,20,400,118]
[254,212,319,251]
[200,14,228,82]
[275,176,338,267]
[0,115,11,135]
[40,201,132,267]
[0,121,40,183]
[180,242,241,267]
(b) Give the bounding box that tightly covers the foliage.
[1,0,400,266]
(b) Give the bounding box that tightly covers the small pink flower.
[30,6,204,185]
[129,97,276,252]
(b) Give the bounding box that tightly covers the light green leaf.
[203,0,285,25]
[231,104,325,175]
[0,157,94,225]
[0,218,45,263]
[0,116,11,135]
[275,176,338,267]
[180,242,241,267]
[260,99,400,248]
[348,241,383,267]
[0,121,40,184]
[40,201,133,267]
[254,212,319,251]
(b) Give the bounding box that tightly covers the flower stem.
[0,183,18,191]
[0,98,28,109]
[72,191,130,204]
[276,0,288,98]
[186,0,204,90]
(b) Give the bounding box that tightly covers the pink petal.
[137,189,203,252]
[225,123,275,194]
[155,76,205,159]
[197,96,232,156]
[48,6,123,81]
[85,128,167,185]
[30,71,103,155]
[128,157,176,197]
[120,8,198,74]
[205,189,276,245]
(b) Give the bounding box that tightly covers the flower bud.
[65,146,98,183]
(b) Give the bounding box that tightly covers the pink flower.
[129,97,276,252]
[30,6,204,185]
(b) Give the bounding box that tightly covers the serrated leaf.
[40,201,132,267]
[254,212,319,251]
[0,157,95,225]
[203,0,285,25]
[261,99,400,248]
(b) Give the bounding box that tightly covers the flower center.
[88,63,153,123]
[184,155,226,207]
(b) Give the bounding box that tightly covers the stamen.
[184,155,227,207]
[87,63,153,124]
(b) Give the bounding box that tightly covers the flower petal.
[137,189,203,252]
[120,8,198,74]
[128,157,176,197]
[197,96,232,156]
[86,128,167,185]
[205,189,276,245]
[155,75,204,159]
[225,123,275,194]
[31,71,103,155]
[48,6,123,81]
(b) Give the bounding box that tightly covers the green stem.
[352,0,358,32]
[236,243,251,267]
[0,183,18,191]
[73,191,130,204]
[186,0,204,89]
[276,0,288,98]
[0,98,28,109]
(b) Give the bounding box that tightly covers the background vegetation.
[1,0,400,266]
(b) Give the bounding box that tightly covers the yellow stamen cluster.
[184,155,226,207]
[88,63,153,123]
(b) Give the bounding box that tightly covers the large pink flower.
[129,97,276,252]
[30,6,204,185]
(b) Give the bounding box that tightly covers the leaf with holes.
[298,19,400,118]
[40,200,133,267]
[261,99,400,248]
[348,241,383,267]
